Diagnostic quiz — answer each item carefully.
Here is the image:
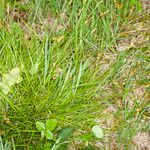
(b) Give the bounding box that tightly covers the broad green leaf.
[0,82,10,95]
[44,130,53,140]
[59,128,74,142]
[35,121,45,131]
[29,63,39,75]
[92,125,104,139]
[2,67,22,87]
[46,119,58,131]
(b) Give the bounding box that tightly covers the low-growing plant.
[36,119,57,140]
[35,119,75,149]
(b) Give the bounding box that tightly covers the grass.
[0,0,149,149]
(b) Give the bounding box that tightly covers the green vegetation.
[0,0,149,149]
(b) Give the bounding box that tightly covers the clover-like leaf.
[46,119,58,131]
[0,82,10,95]
[44,130,53,140]
[2,67,22,87]
[92,125,104,139]
[36,121,45,131]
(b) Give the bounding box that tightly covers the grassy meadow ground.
[0,0,150,149]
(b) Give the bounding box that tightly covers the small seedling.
[36,120,75,150]
[35,119,58,140]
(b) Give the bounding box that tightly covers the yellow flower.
[114,0,123,9]
[52,36,64,43]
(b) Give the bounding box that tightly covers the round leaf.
[0,82,10,95]
[92,125,104,139]
[3,67,22,87]
[35,121,45,131]
[46,119,58,131]
[44,130,53,140]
